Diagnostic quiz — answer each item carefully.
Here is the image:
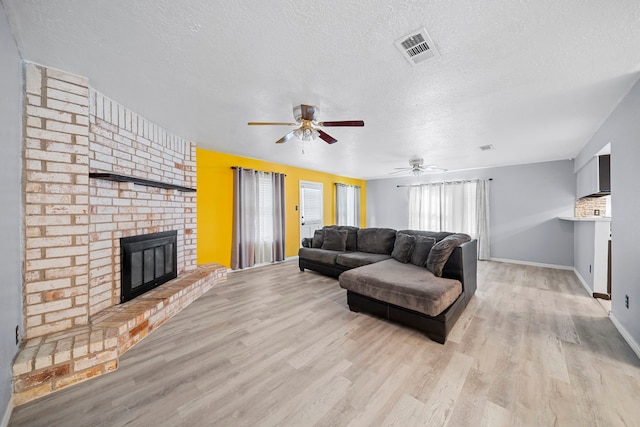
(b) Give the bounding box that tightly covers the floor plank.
[9,260,640,427]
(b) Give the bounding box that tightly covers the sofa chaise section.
[339,239,477,344]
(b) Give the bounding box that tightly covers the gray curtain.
[231,167,286,270]
[272,172,286,261]
[231,167,256,270]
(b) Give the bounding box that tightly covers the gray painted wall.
[367,160,575,267]
[574,76,640,351]
[0,3,23,413]
[574,222,595,291]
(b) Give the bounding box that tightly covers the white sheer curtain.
[255,171,274,264]
[476,179,490,260]
[231,167,286,270]
[408,179,490,259]
[336,184,360,226]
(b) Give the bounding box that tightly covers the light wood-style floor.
[10,260,640,426]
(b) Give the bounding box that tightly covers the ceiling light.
[294,127,319,141]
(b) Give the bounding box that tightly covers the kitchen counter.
[558,216,611,222]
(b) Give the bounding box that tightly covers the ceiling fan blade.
[388,169,411,175]
[275,130,296,144]
[319,120,365,127]
[422,165,447,172]
[299,105,317,121]
[248,122,297,126]
[317,129,338,144]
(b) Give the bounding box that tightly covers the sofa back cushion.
[410,236,437,267]
[357,228,397,254]
[426,233,472,277]
[397,229,453,242]
[391,232,416,263]
[311,229,324,248]
[324,225,359,251]
[321,228,348,251]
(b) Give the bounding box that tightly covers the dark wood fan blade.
[319,120,365,127]
[248,122,297,126]
[317,129,337,144]
[300,105,316,121]
[275,130,296,144]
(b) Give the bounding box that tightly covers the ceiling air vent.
[395,27,439,65]
[479,144,495,151]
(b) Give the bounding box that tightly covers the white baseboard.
[1,396,13,427]
[573,268,593,297]
[609,314,640,360]
[488,257,573,271]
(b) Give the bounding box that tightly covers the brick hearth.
[13,264,226,406]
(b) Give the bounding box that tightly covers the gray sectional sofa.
[298,226,477,343]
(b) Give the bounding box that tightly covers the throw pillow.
[410,236,437,267]
[391,233,416,263]
[321,228,348,251]
[426,233,472,277]
[311,229,324,248]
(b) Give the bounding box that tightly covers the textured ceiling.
[3,0,640,179]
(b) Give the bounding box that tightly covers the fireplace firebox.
[120,230,178,303]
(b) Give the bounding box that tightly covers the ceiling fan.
[390,157,447,176]
[248,104,364,144]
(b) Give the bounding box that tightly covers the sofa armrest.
[442,239,477,296]
[301,237,312,248]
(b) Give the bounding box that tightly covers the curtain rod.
[396,178,492,188]
[230,166,286,176]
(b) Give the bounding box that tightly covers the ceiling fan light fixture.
[294,127,318,141]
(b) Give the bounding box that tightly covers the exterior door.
[300,181,323,243]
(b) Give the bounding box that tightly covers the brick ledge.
[12,263,227,406]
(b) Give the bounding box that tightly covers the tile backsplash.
[575,196,607,217]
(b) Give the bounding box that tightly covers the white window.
[408,180,490,259]
[252,171,274,264]
[336,184,360,227]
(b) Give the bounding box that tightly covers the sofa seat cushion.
[298,247,345,265]
[336,252,392,269]
[339,259,462,317]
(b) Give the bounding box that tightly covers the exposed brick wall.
[87,90,196,316]
[23,63,197,338]
[23,64,90,338]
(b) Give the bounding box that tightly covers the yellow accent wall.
[196,148,366,267]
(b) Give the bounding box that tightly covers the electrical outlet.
[625,295,630,309]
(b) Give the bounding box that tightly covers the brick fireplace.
[13,63,225,405]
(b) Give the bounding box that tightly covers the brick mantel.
[22,63,197,339]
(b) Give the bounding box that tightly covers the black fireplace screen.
[120,230,177,303]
